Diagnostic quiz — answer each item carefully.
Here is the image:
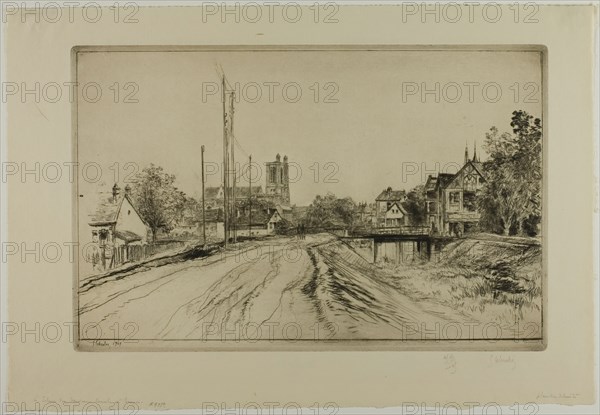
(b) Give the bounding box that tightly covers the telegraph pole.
[222,74,229,247]
[248,154,252,237]
[230,91,237,243]
[201,145,206,245]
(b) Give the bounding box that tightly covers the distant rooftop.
[375,188,407,201]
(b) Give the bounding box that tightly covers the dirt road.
[78,234,482,344]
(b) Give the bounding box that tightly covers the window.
[464,175,477,191]
[449,192,460,205]
[463,193,477,212]
[98,229,109,246]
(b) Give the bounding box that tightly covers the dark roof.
[114,230,143,242]
[204,185,263,200]
[375,188,406,201]
[436,173,455,189]
[88,192,136,225]
[89,193,120,224]
[88,189,148,228]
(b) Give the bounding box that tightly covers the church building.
[264,153,290,206]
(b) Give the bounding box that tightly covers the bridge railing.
[364,226,432,236]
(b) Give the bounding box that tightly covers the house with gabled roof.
[375,187,408,228]
[88,183,150,248]
[235,206,283,236]
[425,143,486,236]
[383,202,408,227]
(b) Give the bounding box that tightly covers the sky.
[77,49,543,206]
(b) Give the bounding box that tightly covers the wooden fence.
[107,241,186,269]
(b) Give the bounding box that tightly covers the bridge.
[347,226,453,264]
[366,226,431,238]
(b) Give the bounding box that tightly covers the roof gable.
[447,161,486,188]
[386,202,407,215]
[89,191,147,227]
[118,194,148,226]
[376,189,406,201]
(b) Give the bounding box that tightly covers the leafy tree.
[129,164,187,241]
[404,185,427,225]
[304,193,358,231]
[479,111,542,236]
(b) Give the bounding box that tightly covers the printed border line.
[73,44,546,350]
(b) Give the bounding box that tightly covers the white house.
[383,202,408,227]
[88,184,150,249]
[375,187,407,228]
[236,208,283,237]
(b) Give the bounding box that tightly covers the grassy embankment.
[350,236,542,330]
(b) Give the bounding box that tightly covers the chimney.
[276,153,281,162]
[464,141,469,165]
[124,184,131,196]
[112,183,121,203]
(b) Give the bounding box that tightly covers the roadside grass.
[382,240,542,331]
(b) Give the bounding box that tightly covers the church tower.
[265,153,290,205]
